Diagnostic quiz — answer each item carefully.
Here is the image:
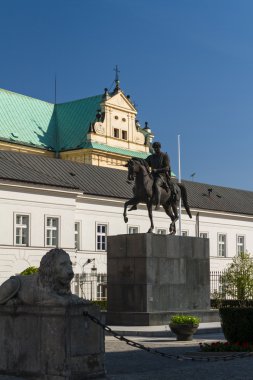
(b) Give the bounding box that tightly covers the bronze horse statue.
[123,158,192,234]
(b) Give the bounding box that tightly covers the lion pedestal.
[0,303,105,379]
[0,249,105,379]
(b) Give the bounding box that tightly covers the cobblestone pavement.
[105,333,253,380]
[1,333,252,380]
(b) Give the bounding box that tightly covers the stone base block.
[106,309,220,326]
[107,234,211,326]
[0,304,105,380]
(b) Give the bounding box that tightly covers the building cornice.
[188,208,253,221]
[0,181,81,196]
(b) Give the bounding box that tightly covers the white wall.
[0,184,78,283]
[181,210,253,271]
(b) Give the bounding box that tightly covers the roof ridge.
[56,93,103,106]
[0,88,53,105]
[0,88,104,107]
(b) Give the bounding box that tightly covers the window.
[156,228,167,235]
[75,222,81,250]
[122,130,127,140]
[128,226,139,234]
[97,274,107,300]
[114,128,119,138]
[218,234,226,257]
[200,232,208,238]
[45,217,59,247]
[237,235,245,255]
[122,118,126,122]
[15,214,29,246]
[96,224,107,251]
[182,230,188,236]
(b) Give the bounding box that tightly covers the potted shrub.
[169,315,200,341]
[219,307,253,343]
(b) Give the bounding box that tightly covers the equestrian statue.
[123,141,192,234]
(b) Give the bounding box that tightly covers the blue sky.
[1,0,253,190]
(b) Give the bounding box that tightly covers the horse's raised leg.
[123,197,139,223]
[147,199,154,233]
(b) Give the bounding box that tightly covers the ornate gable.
[87,89,148,148]
[104,91,137,114]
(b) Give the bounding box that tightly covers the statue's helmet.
[152,141,161,149]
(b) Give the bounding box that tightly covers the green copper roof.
[0,89,56,150]
[78,141,149,158]
[0,88,151,159]
[56,95,103,151]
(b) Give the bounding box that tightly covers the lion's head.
[38,248,74,295]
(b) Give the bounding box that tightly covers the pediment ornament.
[94,122,105,135]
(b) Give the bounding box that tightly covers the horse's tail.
[178,183,192,219]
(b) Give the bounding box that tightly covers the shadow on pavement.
[105,340,253,380]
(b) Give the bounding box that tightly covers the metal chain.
[83,311,253,362]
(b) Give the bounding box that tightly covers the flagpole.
[178,135,182,235]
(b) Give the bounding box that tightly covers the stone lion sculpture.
[0,248,87,305]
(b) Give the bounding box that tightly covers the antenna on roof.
[54,73,59,158]
[113,65,120,92]
[54,73,57,104]
[190,172,196,181]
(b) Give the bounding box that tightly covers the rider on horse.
[145,141,176,210]
[124,149,192,233]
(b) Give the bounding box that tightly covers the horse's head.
[125,159,138,181]
[125,158,150,181]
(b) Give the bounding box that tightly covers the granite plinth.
[107,234,211,325]
[105,309,220,326]
[0,304,105,380]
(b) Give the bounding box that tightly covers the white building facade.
[1,176,253,290]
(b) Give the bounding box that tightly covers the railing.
[210,270,237,299]
[73,271,250,301]
[210,270,226,298]
[210,270,253,300]
[72,273,107,301]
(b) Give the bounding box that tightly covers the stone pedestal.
[0,304,105,379]
[107,234,211,325]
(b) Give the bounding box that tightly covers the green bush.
[92,300,107,310]
[219,307,253,343]
[169,315,200,325]
[221,252,253,302]
[20,266,38,275]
